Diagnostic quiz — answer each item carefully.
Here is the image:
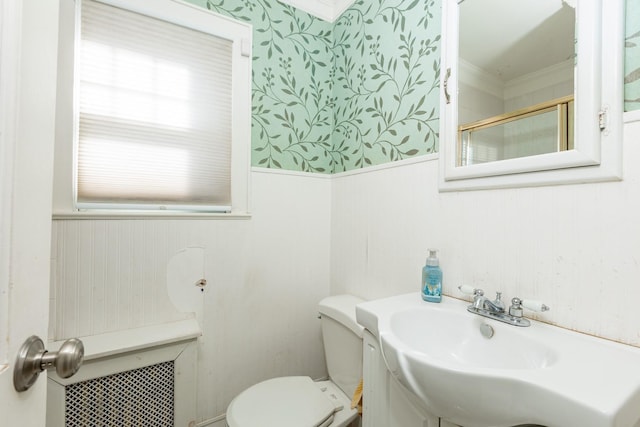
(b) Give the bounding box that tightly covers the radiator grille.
[65,361,174,427]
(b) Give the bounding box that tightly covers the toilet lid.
[226,376,336,427]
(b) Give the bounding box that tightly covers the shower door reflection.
[458,96,574,166]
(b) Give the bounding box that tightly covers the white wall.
[332,117,640,348]
[50,91,640,425]
[457,81,504,125]
[50,169,332,422]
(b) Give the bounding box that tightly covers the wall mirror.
[439,0,624,191]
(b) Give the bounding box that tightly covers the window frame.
[53,0,252,217]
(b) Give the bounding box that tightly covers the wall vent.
[65,361,174,426]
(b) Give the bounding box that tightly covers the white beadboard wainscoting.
[50,169,332,423]
[331,118,640,348]
[50,119,640,423]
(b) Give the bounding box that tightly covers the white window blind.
[76,0,234,212]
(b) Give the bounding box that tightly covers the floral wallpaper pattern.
[626,0,640,111]
[331,0,441,171]
[202,0,335,172]
[191,0,640,173]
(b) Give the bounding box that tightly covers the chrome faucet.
[472,290,505,314]
[458,285,549,327]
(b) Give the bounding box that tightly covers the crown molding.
[277,0,355,23]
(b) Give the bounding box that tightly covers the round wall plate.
[13,335,45,392]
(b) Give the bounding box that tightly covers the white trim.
[196,414,227,427]
[75,203,232,214]
[439,0,624,191]
[54,0,253,216]
[332,0,357,20]
[93,0,252,40]
[332,154,438,179]
[459,59,504,99]
[47,318,201,361]
[504,59,574,100]
[0,0,22,365]
[254,155,438,180]
[624,109,640,124]
[251,166,333,179]
[52,211,251,220]
[277,0,333,22]
[277,0,355,23]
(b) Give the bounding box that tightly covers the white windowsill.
[52,211,252,220]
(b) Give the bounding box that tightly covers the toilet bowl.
[226,295,365,427]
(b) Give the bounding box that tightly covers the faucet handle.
[458,285,483,296]
[522,300,550,312]
[509,297,523,317]
[509,297,550,318]
[493,292,505,310]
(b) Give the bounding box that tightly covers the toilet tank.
[318,295,364,399]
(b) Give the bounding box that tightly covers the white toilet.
[226,295,364,427]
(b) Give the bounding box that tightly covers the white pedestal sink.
[356,293,640,427]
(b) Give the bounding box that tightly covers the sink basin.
[390,307,557,370]
[356,293,640,427]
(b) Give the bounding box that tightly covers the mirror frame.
[439,0,624,191]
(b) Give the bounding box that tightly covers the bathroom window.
[55,0,252,214]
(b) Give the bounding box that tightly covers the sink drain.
[480,323,494,339]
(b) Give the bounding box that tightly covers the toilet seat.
[226,376,347,427]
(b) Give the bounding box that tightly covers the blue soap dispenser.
[422,249,442,303]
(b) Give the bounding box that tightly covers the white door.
[0,0,60,425]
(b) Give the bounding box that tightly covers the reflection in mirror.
[457,0,576,166]
[439,0,623,191]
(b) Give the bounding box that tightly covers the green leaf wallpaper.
[626,0,640,112]
[202,0,335,172]
[188,0,640,173]
[332,0,441,171]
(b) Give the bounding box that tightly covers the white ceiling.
[277,0,356,22]
[459,0,576,82]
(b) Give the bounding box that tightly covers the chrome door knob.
[13,335,84,392]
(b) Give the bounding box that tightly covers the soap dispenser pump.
[422,249,442,303]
